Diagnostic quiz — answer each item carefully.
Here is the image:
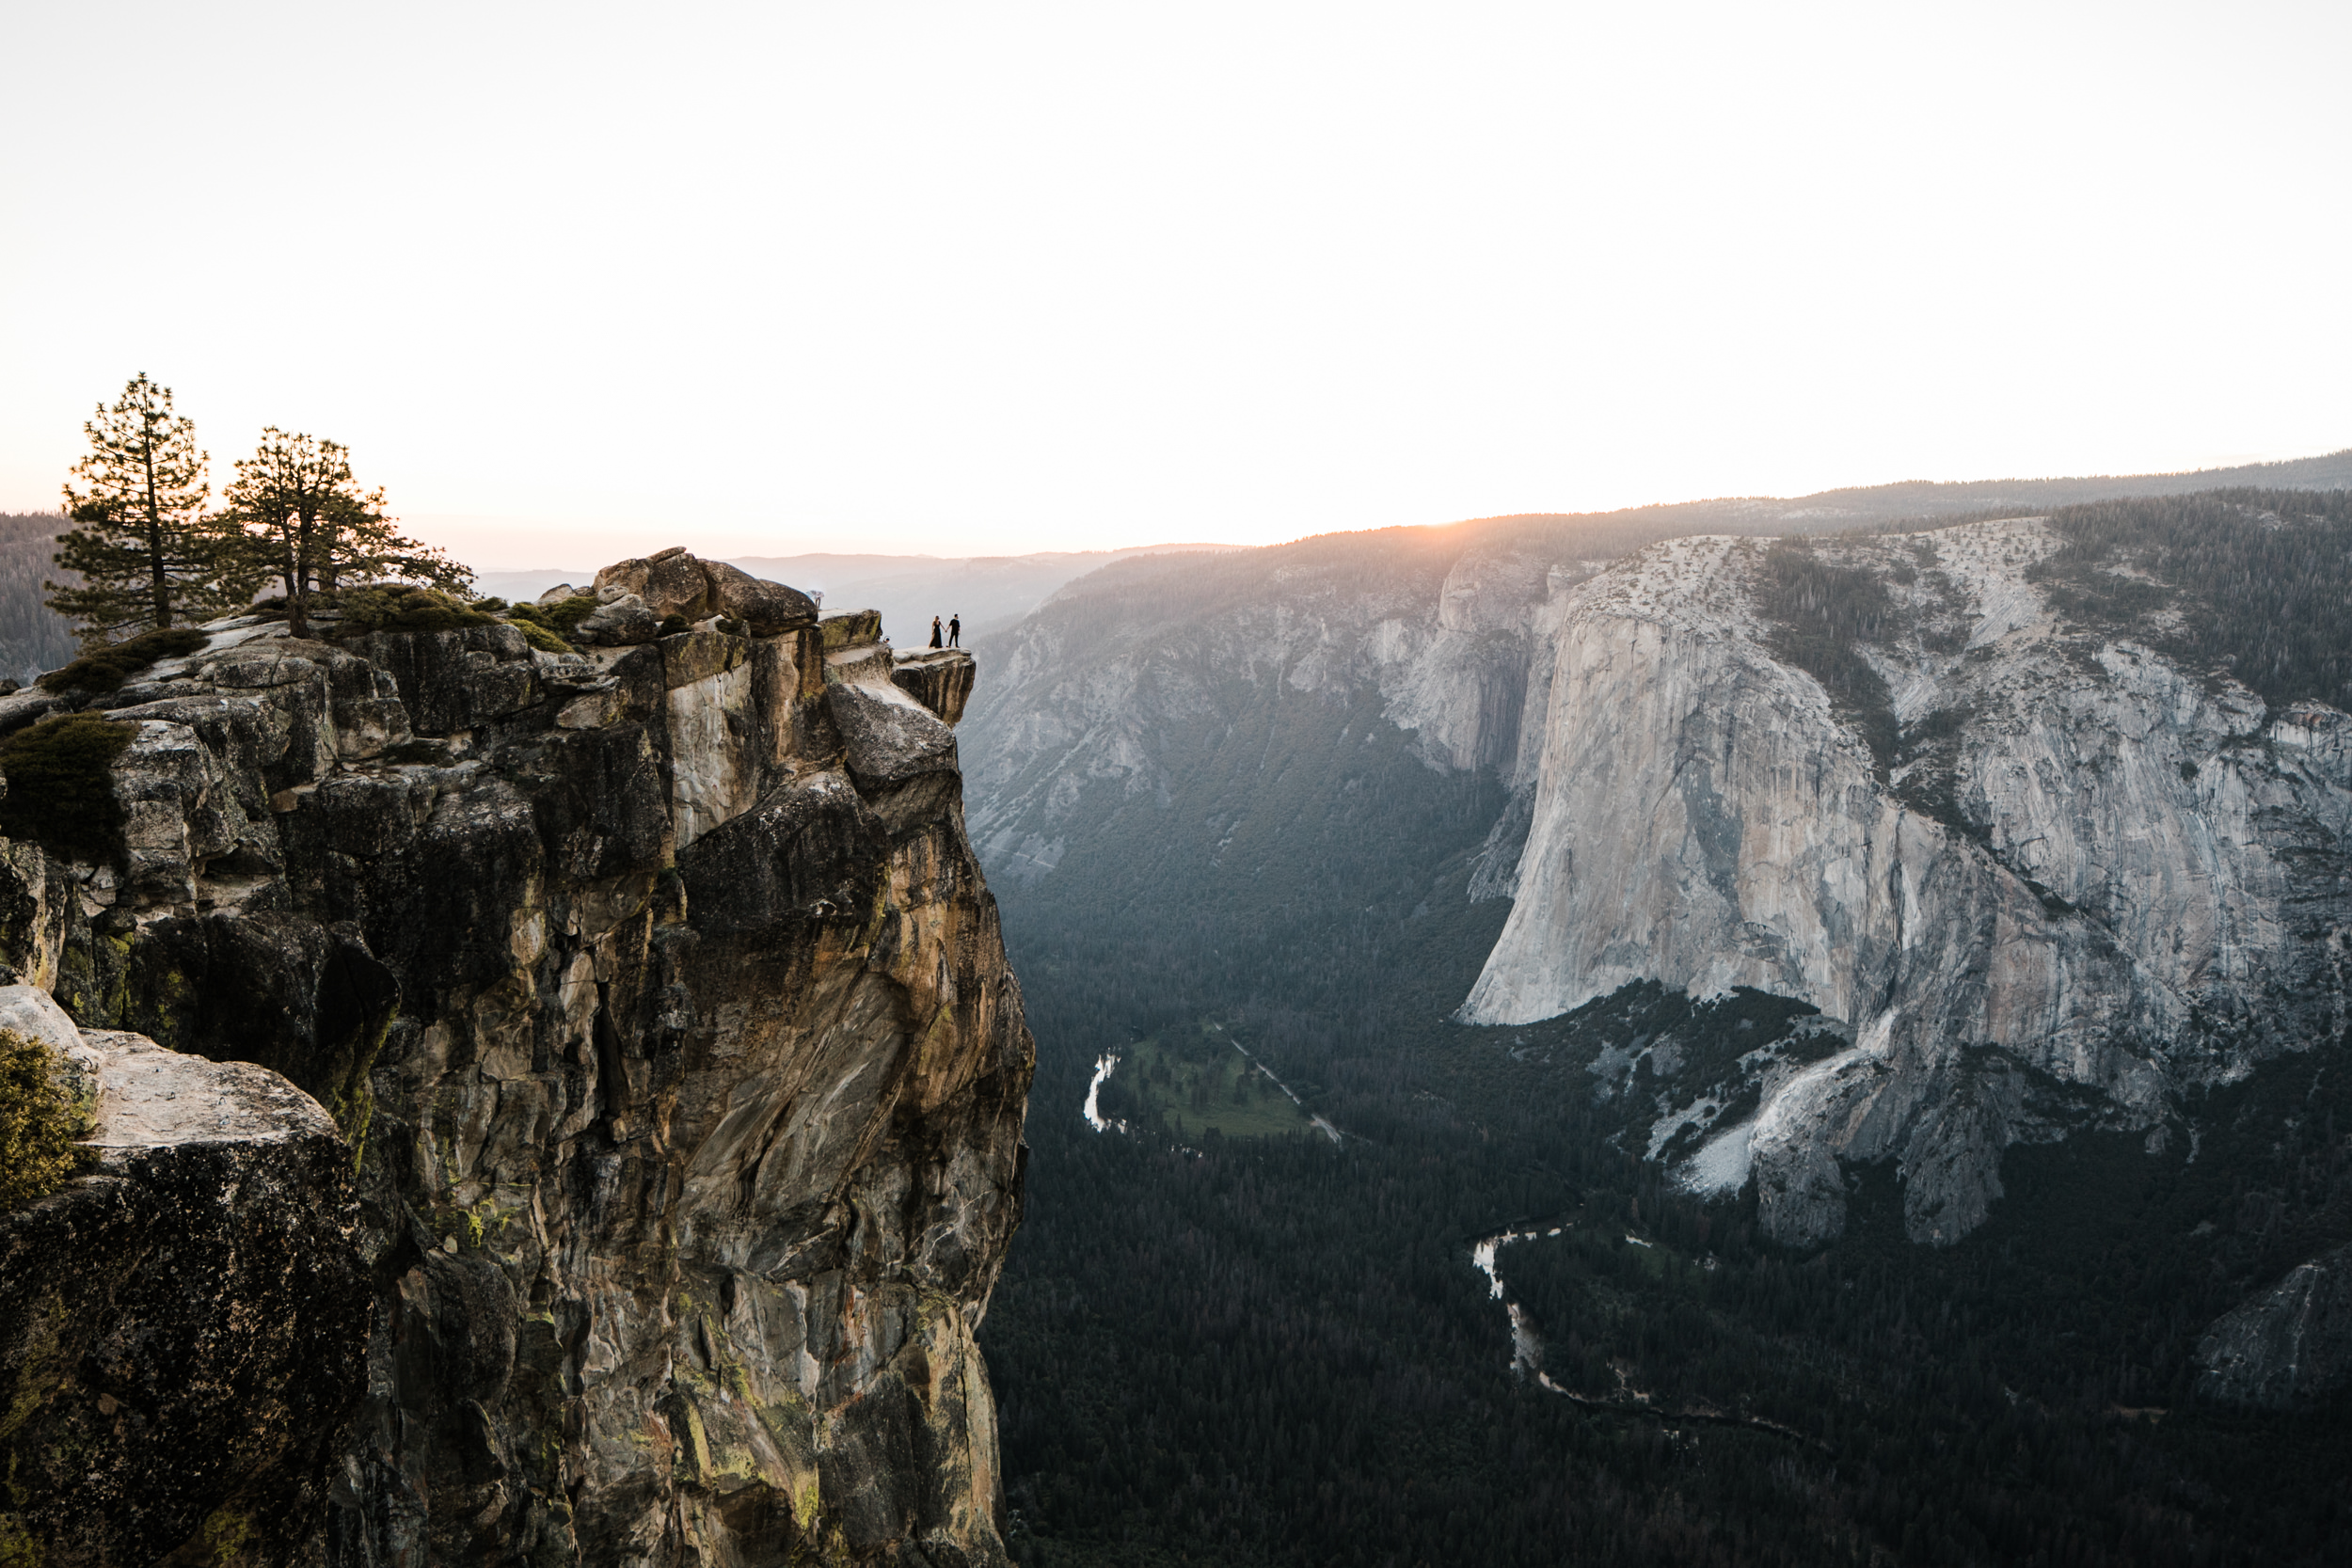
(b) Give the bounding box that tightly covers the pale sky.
[4,2,2346,568]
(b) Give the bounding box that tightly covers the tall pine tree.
[220,429,468,637]
[48,373,250,646]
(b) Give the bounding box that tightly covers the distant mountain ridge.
[1413,446,2352,539]
[1,446,2344,675]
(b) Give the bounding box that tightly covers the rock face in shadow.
[0,1017,369,1567]
[2195,1242,2352,1408]
[0,572,1029,1566]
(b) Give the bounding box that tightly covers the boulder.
[536,583,580,604]
[574,592,662,647]
[820,609,884,651]
[0,981,81,1053]
[591,550,818,637]
[704,559,818,634]
[823,679,961,834]
[0,1032,369,1565]
[594,546,711,620]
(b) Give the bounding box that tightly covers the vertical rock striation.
[0,553,1031,1565]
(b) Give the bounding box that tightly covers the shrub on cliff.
[36,625,211,693]
[0,1028,79,1210]
[507,616,574,655]
[336,585,497,635]
[511,594,600,637]
[0,713,133,860]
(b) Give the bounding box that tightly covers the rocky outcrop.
[892,651,976,727]
[0,567,1029,1565]
[2194,1243,2352,1408]
[0,998,368,1567]
[593,546,820,639]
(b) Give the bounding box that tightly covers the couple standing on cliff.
[929,614,961,650]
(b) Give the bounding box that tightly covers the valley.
[967,483,2352,1565]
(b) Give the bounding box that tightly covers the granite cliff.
[0,549,1028,1566]
[1459,522,2352,1250]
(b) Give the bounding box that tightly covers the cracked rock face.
[0,567,1029,1566]
[0,1012,369,1568]
[891,651,976,729]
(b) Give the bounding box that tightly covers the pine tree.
[220,429,469,637]
[47,373,250,647]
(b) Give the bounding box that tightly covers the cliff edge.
[0,552,1026,1566]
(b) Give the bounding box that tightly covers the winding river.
[1470,1224,1831,1451]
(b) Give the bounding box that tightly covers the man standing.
[948,613,961,648]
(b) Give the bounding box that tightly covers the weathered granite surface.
[0,556,1028,1566]
[891,651,976,729]
[0,1005,369,1567]
[1461,524,2352,1244]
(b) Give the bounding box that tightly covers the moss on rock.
[508,616,573,655]
[0,1028,77,1210]
[0,715,133,863]
[336,585,498,635]
[36,626,211,695]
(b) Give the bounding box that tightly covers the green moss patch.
[0,714,133,861]
[336,586,498,635]
[510,595,600,638]
[507,616,573,655]
[37,626,211,694]
[0,1028,79,1211]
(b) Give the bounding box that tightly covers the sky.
[4,2,2347,569]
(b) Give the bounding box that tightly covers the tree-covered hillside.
[2030,487,2352,711]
